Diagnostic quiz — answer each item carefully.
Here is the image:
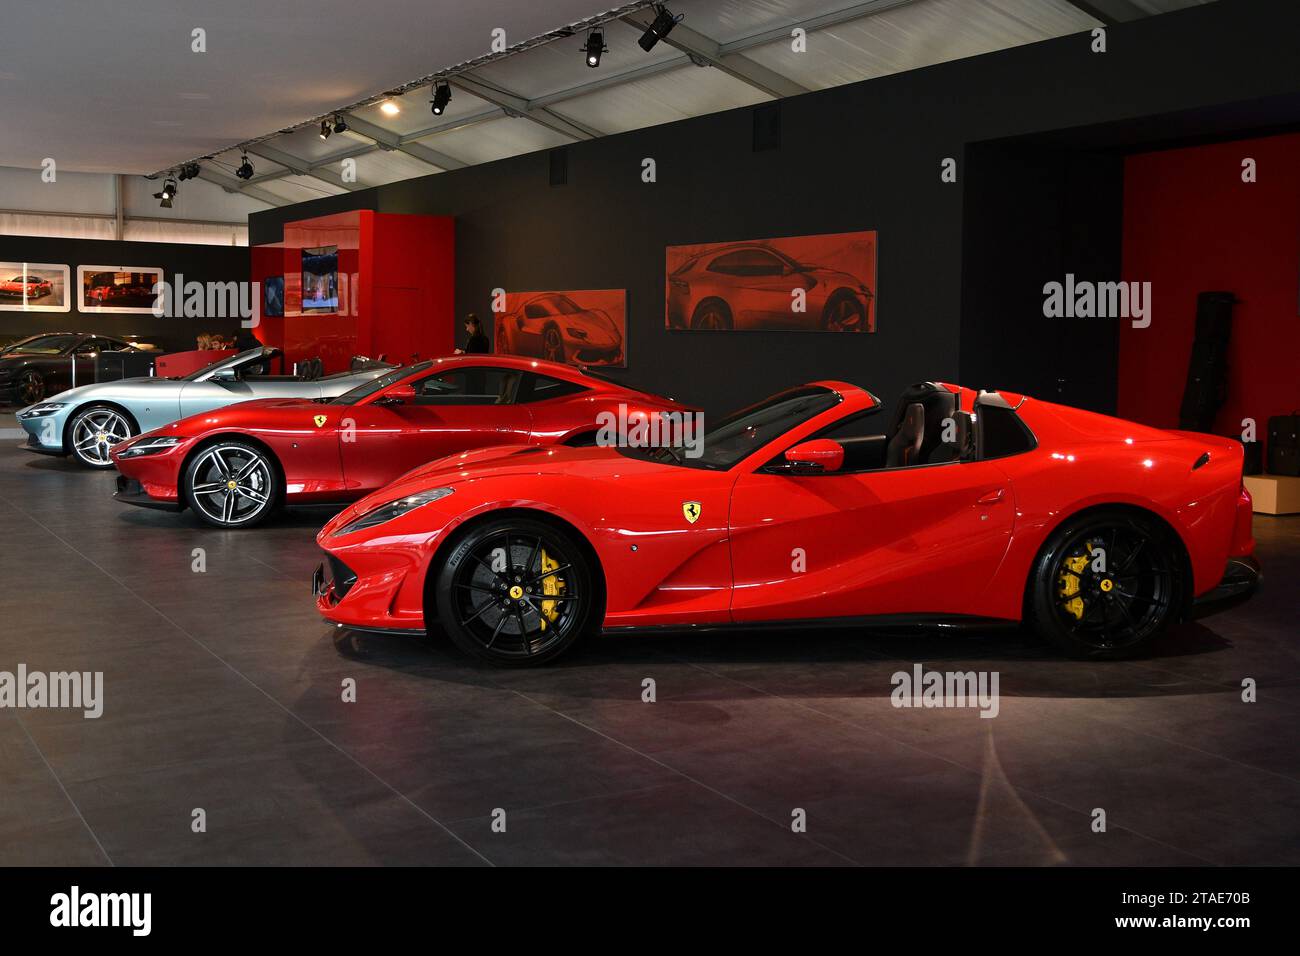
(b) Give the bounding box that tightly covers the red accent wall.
[250,210,453,374]
[1119,132,1300,436]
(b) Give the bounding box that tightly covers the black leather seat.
[928,409,972,463]
[886,402,925,467]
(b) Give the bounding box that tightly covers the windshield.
[622,386,841,470]
[182,347,269,382]
[330,361,433,405]
[2,333,77,355]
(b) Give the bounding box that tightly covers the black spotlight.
[430,82,451,116]
[235,155,254,180]
[177,162,199,181]
[153,176,177,208]
[319,119,332,140]
[638,5,680,52]
[584,29,606,68]
[332,114,348,134]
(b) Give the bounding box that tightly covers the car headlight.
[116,436,185,458]
[17,402,67,417]
[331,487,454,536]
[566,327,589,339]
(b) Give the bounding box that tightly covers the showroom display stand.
[251,210,454,374]
[1243,474,1300,514]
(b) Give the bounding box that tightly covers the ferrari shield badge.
[682,501,702,524]
[313,415,327,428]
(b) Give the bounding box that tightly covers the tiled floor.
[1,438,1297,866]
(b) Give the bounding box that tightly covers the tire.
[435,516,595,666]
[182,440,280,528]
[16,369,45,405]
[822,290,866,332]
[1026,510,1184,659]
[541,325,565,363]
[690,299,732,330]
[67,404,136,469]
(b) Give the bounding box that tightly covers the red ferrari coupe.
[0,275,53,299]
[111,355,690,528]
[314,380,1258,666]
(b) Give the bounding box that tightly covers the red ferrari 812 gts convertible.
[314,380,1258,665]
[112,355,691,528]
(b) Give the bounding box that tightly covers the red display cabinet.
[250,211,454,374]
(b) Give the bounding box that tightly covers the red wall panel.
[1119,133,1300,438]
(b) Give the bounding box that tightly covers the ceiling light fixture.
[319,119,332,140]
[584,29,606,68]
[638,4,681,52]
[235,155,255,180]
[380,100,400,116]
[430,82,451,116]
[331,114,348,134]
[153,175,178,208]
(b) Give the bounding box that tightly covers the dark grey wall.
[0,234,248,351]
[250,0,1300,418]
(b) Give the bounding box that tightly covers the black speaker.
[549,147,568,186]
[752,102,781,152]
[1177,291,1236,431]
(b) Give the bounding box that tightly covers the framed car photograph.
[493,289,626,367]
[0,261,72,312]
[665,230,877,332]
[76,264,164,314]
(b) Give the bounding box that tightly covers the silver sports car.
[17,347,393,469]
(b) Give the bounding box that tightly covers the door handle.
[977,488,1006,505]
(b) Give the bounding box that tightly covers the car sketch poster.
[0,262,72,312]
[76,265,164,314]
[493,289,627,368]
[665,230,876,332]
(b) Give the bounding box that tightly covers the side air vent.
[1192,452,1210,471]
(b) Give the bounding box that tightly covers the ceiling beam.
[339,113,467,170]
[717,0,919,56]
[1058,0,1148,26]
[448,74,604,140]
[620,10,806,99]
[245,143,364,192]
[194,167,287,208]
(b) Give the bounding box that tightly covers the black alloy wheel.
[16,369,45,404]
[437,517,593,665]
[1028,511,1183,659]
[691,300,730,330]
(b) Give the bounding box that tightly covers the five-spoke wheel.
[541,326,565,363]
[1028,511,1183,659]
[436,517,593,665]
[68,405,134,468]
[16,369,45,405]
[182,441,279,528]
[822,291,867,332]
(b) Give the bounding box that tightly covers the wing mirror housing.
[781,439,844,474]
[376,382,417,406]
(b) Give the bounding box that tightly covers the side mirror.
[376,382,417,406]
[210,368,237,382]
[781,439,844,474]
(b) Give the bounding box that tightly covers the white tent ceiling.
[0,0,1218,219]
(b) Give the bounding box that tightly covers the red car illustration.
[111,355,692,528]
[495,292,624,366]
[314,380,1257,666]
[0,275,53,299]
[667,242,874,332]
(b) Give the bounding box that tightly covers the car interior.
[794,382,982,473]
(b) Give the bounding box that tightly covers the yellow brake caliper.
[1058,546,1091,620]
[538,549,565,631]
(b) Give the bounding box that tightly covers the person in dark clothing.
[456,314,489,355]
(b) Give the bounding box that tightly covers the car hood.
[326,443,685,533]
[15,375,175,409]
